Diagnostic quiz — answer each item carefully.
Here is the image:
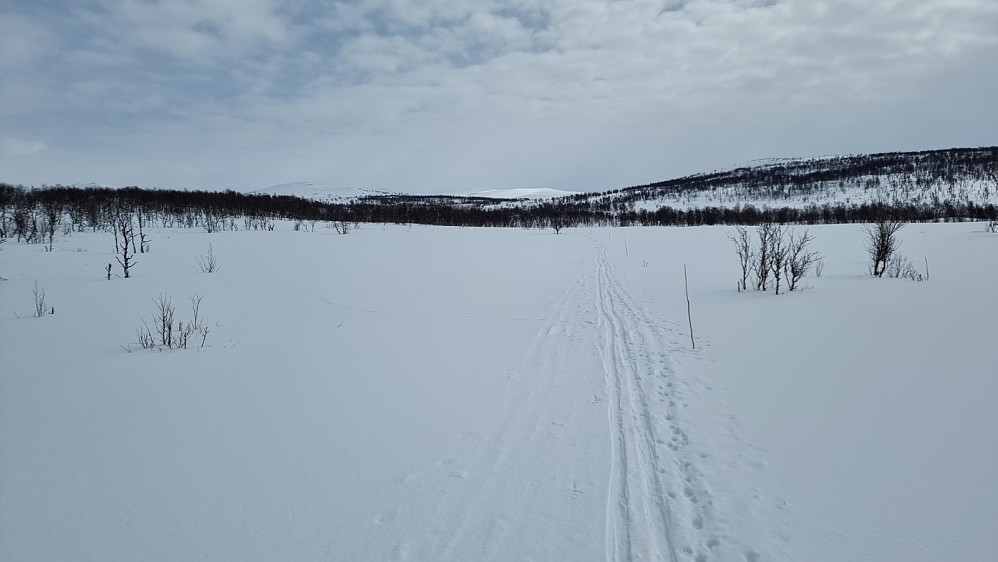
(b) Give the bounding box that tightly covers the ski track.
[383,259,600,561]
[594,241,720,562]
[382,237,728,561]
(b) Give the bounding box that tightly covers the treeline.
[1,182,996,242]
[1,147,997,239]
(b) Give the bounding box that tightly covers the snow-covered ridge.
[468,187,580,200]
[593,147,998,212]
[253,182,579,202]
[250,182,394,202]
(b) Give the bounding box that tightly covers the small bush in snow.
[862,220,927,282]
[884,254,927,282]
[136,293,209,350]
[197,243,220,273]
[729,226,754,292]
[767,225,789,295]
[785,229,821,292]
[753,224,776,291]
[735,225,820,294]
[33,281,52,317]
[863,219,904,278]
[113,212,137,278]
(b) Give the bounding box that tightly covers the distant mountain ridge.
[250,182,392,201]
[575,146,998,212]
[4,146,996,230]
[254,182,579,201]
[254,147,997,212]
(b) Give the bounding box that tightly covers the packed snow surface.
[1,222,996,561]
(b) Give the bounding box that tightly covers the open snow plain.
[2,222,996,561]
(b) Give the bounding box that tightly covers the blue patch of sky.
[494,6,551,32]
[659,1,688,14]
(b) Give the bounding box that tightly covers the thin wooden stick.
[685,264,695,349]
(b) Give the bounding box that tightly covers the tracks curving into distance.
[384,235,727,562]
[595,241,717,562]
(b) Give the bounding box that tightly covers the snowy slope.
[1,221,996,561]
[469,187,580,199]
[254,182,579,201]
[250,181,391,201]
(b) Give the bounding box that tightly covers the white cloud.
[1,137,50,157]
[1,0,996,191]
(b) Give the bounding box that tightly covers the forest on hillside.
[2,147,997,238]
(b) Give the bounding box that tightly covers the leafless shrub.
[742,225,821,294]
[202,211,221,233]
[137,322,156,349]
[135,293,209,350]
[331,221,351,235]
[768,225,789,295]
[863,219,904,277]
[785,229,821,292]
[814,256,825,278]
[197,243,220,273]
[754,223,775,291]
[885,254,926,282]
[153,294,175,348]
[729,226,754,292]
[175,294,207,348]
[33,281,50,317]
[136,213,150,253]
[41,199,62,252]
[114,212,137,278]
[862,220,927,282]
[987,219,997,233]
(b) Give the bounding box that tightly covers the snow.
[250,181,391,201]
[252,182,580,201]
[469,187,581,199]
[626,176,998,213]
[1,221,996,561]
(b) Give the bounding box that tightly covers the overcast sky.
[2,0,996,193]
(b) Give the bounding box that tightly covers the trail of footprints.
[635,321,771,561]
[598,240,756,562]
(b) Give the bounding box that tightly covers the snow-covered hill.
[254,182,579,202]
[591,147,998,212]
[250,181,392,201]
[468,187,580,199]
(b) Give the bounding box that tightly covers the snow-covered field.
[1,221,996,561]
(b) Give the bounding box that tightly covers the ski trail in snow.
[380,235,727,562]
[595,241,719,562]
[384,256,609,561]
[596,242,679,562]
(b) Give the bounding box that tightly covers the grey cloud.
[1,0,995,191]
